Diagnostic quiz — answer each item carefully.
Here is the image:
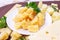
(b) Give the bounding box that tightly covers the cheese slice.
[29,20,60,40]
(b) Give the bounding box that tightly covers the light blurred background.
[0,0,60,7]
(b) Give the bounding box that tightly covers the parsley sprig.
[18,37,26,40]
[26,2,40,13]
[0,16,7,28]
[51,5,59,12]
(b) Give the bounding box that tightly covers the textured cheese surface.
[29,20,60,40]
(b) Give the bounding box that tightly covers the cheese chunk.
[28,25,39,32]
[47,6,54,15]
[29,20,60,40]
[52,12,60,22]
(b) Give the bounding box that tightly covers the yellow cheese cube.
[59,10,60,13]
[21,20,28,30]
[47,6,54,16]
[22,12,29,19]
[52,12,60,22]
[0,32,8,40]
[37,13,44,26]
[15,22,22,29]
[31,16,39,25]
[41,4,48,13]
[11,31,22,40]
[28,13,35,20]
[13,14,23,22]
[28,25,39,32]
[0,28,11,40]
[38,1,43,8]
[18,7,28,14]
[26,8,34,14]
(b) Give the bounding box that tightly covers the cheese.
[29,20,60,40]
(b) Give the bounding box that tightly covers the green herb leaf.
[34,7,40,13]
[18,37,26,40]
[51,5,59,12]
[26,2,41,13]
[0,16,7,28]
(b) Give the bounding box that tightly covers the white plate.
[6,7,52,35]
